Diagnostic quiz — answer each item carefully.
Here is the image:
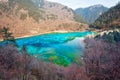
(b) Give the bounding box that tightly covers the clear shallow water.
[0,31,93,66]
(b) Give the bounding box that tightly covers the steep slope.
[0,0,87,38]
[75,4,108,24]
[93,3,120,29]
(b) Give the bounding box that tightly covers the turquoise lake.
[1,31,93,66]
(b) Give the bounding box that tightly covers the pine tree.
[0,27,15,44]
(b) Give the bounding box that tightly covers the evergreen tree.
[0,27,15,44]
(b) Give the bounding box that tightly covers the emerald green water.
[1,31,93,66]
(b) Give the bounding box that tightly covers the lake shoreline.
[0,30,90,41]
[0,30,93,66]
[0,30,68,41]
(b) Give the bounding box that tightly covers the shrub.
[84,38,120,80]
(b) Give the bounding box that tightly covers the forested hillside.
[93,3,120,29]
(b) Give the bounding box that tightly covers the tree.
[84,38,120,80]
[0,27,15,44]
[20,46,35,80]
[0,45,23,80]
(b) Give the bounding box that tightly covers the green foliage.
[95,30,120,43]
[0,27,15,44]
[93,3,120,29]
[103,33,115,43]
[113,30,120,42]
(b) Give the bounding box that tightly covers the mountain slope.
[75,5,108,24]
[93,3,120,29]
[0,0,87,38]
